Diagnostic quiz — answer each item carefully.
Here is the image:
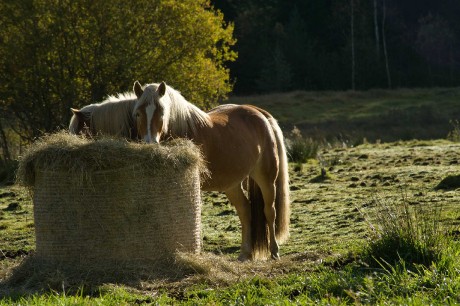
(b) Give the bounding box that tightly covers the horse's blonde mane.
[133,83,210,138]
[84,92,137,137]
[106,92,137,103]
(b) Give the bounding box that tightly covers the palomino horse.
[69,92,138,138]
[132,81,290,260]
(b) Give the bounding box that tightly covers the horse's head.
[69,108,92,135]
[133,81,167,144]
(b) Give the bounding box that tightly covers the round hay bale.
[16,132,206,265]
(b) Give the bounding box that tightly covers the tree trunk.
[351,0,356,90]
[382,0,391,88]
[0,121,11,161]
[374,0,380,59]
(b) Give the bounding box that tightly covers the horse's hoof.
[271,253,280,260]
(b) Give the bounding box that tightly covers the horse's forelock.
[133,84,157,114]
[133,82,211,137]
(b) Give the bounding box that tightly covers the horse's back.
[207,104,275,142]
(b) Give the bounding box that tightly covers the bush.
[286,127,319,163]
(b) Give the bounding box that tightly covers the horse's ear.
[133,81,143,98]
[70,108,85,120]
[158,81,166,97]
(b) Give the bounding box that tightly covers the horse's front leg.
[225,184,252,261]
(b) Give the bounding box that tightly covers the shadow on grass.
[435,175,460,190]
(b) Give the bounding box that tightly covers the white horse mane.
[106,91,137,103]
[70,92,138,137]
[133,83,211,138]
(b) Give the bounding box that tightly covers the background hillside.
[227,87,460,143]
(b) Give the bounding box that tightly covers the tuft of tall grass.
[359,190,452,271]
[286,126,319,164]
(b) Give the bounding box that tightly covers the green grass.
[2,251,459,305]
[229,87,460,142]
[1,138,459,304]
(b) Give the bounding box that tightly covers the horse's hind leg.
[258,181,279,260]
[225,184,252,261]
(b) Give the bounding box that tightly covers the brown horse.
[69,92,138,138]
[132,81,290,260]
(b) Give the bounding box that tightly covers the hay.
[16,131,207,187]
[16,131,207,266]
[1,251,318,295]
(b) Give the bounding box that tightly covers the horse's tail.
[248,177,269,259]
[248,106,290,259]
[267,115,290,243]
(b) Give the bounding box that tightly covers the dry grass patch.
[0,251,320,297]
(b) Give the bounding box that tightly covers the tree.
[373,0,380,59]
[257,41,292,92]
[0,0,236,144]
[416,13,455,85]
[350,0,356,90]
[381,0,392,88]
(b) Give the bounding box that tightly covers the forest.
[212,0,460,93]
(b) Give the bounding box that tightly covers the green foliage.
[0,0,236,140]
[286,126,319,163]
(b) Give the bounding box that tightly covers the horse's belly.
[200,149,257,192]
[201,165,250,192]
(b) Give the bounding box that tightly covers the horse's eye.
[136,112,140,118]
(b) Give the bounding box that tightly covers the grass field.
[227,87,460,143]
[0,88,460,304]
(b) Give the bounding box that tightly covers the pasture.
[0,88,460,304]
[228,87,460,143]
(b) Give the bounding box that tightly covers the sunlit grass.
[229,87,460,142]
[359,191,453,270]
[1,139,460,304]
